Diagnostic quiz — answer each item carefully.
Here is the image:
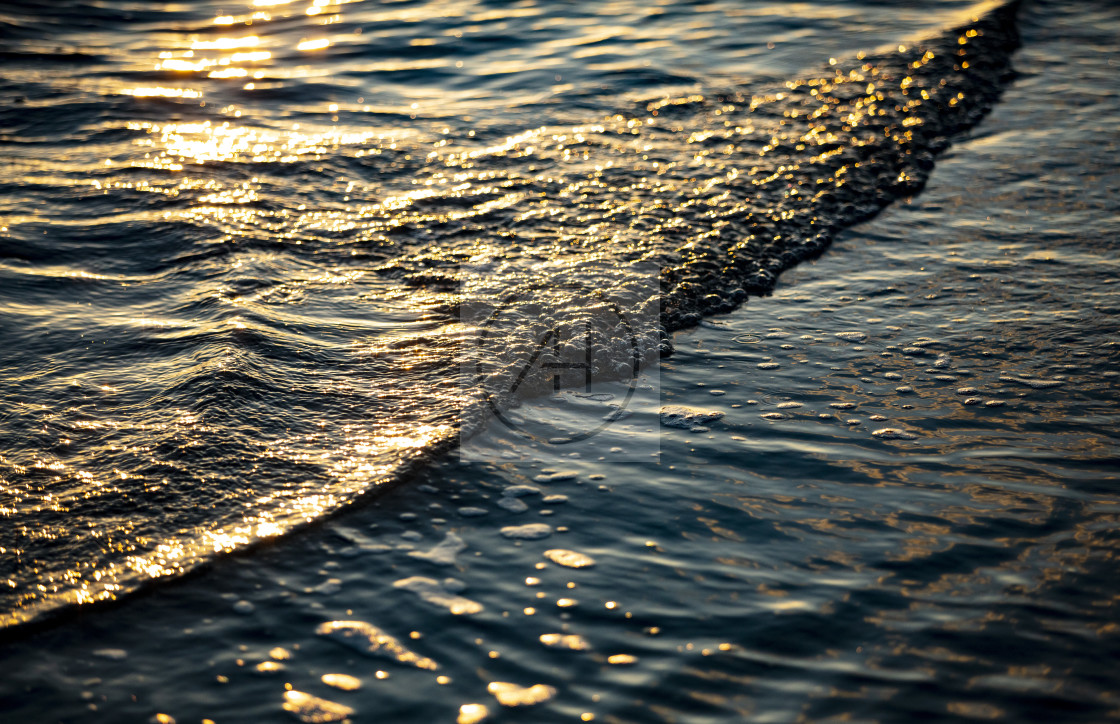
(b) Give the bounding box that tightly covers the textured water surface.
[1,0,1027,627]
[1,0,1119,721]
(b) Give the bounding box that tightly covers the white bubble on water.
[408,532,467,567]
[659,406,724,428]
[500,523,553,540]
[392,577,484,615]
[543,549,596,568]
[497,497,530,514]
[1000,375,1065,389]
[871,428,918,440]
[534,471,579,483]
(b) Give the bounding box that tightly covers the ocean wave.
[0,0,1021,631]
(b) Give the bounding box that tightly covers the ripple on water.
[457,703,490,724]
[499,523,553,540]
[320,673,362,692]
[487,682,557,707]
[1000,375,1065,389]
[871,428,919,440]
[407,532,467,566]
[315,620,438,670]
[543,549,596,568]
[658,406,725,428]
[539,633,591,650]
[392,577,484,615]
[282,691,353,724]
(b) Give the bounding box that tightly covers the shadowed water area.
[2,0,1120,721]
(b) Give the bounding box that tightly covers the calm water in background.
[2,0,1119,721]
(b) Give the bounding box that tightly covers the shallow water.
[1,0,1026,626]
[3,0,1120,721]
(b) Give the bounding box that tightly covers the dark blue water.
[1,0,1119,721]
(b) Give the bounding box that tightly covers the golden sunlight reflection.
[297,38,332,51]
[330,424,454,485]
[124,87,201,99]
[128,120,399,167]
[191,36,261,51]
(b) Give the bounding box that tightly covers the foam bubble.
[871,428,918,440]
[408,532,467,566]
[392,577,484,615]
[500,523,553,540]
[497,497,530,513]
[1000,376,1065,389]
[659,406,725,428]
[533,471,579,483]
